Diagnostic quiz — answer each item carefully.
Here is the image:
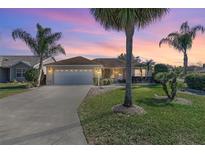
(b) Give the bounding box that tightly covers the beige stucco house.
[46,56,153,85]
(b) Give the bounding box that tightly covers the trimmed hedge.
[185,73,205,91]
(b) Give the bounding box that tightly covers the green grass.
[79,85,205,144]
[0,82,30,99]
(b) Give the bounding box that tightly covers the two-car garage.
[53,69,93,85]
[46,56,101,85]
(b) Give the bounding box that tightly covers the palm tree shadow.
[137,97,173,107]
[0,85,27,90]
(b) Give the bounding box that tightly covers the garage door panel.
[54,70,93,85]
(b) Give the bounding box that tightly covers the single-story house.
[46,56,153,85]
[0,56,55,82]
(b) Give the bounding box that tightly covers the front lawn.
[0,82,30,99]
[79,85,205,144]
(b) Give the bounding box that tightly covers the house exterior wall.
[100,67,153,80]
[34,57,56,75]
[101,67,125,80]
[0,68,9,82]
[46,65,102,85]
[10,63,31,82]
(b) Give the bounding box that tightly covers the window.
[16,68,26,78]
[134,69,146,77]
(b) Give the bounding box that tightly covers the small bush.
[25,68,39,86]
[154,71,177,101]
[93,77,113,86]
[154,64,169,74]
[101,78,113,85]
[93,77,99,86]
[177,80,187,91]
[185,73,205,91]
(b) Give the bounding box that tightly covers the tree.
[25,68,39,86]
[12,23,65,86]
[134,56,145,81]
[154,63,169,75]
[145,59,155,80]
[159,21,204,75]
[154,71,177,101]
[90,9,168,107]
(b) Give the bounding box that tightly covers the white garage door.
[54,69,93,85]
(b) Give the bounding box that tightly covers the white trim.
[16,68,26,78]
[11,61,31,67]
[47,64,102,67]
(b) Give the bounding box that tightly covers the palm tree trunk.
[146,66,149,81]
[183,51,188,75]
[123,25,134,107]
[37,56,43,87]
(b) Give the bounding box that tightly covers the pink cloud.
[14,9,95,26]
[67,27,109,35]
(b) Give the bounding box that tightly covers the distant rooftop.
[0,55,40,68]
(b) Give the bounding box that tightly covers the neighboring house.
[46,56,153,85]
[187,64,205,73]
[198,64,205,73]
[0,56,55,82]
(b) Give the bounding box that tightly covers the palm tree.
[145,59,155,80]
[159,21,204,75]
[12,23,65,86]
[90,9,168,107]
[134,56,144,81]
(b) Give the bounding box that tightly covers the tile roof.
[92,58,125,67]
[0,56,40,68]
[47,56,100,66]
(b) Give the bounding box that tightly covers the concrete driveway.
[0,85,91,145]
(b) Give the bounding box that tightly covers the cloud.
[13,9,95,26]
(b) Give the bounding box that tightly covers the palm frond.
[159,37,183,51]
[12,28,37,54]
[46,44,66,57]
[90,8,169,31]
[159,38,172,47]
[46,32,62,44]
[190,25,205,38]
[180,21,190,33]
[167,32,180,38]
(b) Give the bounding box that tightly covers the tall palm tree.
[159,21,204,75]
[90,9,168,107]
[12,23,65,86]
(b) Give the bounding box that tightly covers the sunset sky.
[0,8,205,66]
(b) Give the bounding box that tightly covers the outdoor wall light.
[48,68,53,73]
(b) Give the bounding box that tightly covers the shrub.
[154,71,177,101]
[101,78,113,85]
[185,73,205,91]
[93,78,113,86]
[93,77,99,86]
[177,80,187,91]
[25,68,39,86]
[154,64,169,74]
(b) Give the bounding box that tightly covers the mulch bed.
[112,104,146,115]
[154,94,192,105]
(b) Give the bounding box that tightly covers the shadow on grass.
[137,97,173,107]
[0,85,28,90]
